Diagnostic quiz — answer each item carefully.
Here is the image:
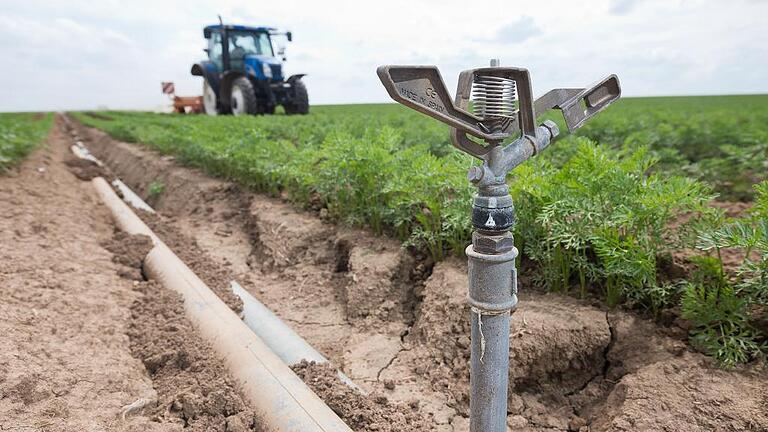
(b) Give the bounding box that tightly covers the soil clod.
[293,361,437,432]
[128,280,259,431]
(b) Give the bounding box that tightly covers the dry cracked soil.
[1,114,766,431]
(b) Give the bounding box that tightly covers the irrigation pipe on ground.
[69,140,156,214]
[232,281,363,393]
[69,142,361,393]
[92,176,353,432]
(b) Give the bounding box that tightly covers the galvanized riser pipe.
[463,129,554,432]
[469,311,510,430]
[467,241,517,432]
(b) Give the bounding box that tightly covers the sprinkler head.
[377,64,621,160]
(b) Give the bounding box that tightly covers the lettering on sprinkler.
[396,82,446,113]
[378,60,620,432]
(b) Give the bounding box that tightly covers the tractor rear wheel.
[230,77,258,116]
[285,80,309,115]
[202,80,218,115]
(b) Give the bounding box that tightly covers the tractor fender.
[190,63,205,76]
[287,74,306,84]
[191,62,221,96]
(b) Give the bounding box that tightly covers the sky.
[0,0,766,112]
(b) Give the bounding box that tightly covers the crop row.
[74,101,767,366]
[0,113,53,172]
[576,95,768,201]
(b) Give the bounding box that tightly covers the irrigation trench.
[2,114,766,431]
[74,127,361,430]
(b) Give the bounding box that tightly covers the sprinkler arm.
[377,65,534,142]
[377,66,504,141]
[533,74,621,132]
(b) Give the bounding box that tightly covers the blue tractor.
[191,23,309,116]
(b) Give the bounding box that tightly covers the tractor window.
[255,32,273,56]
[228,31,274,58]
[209,32,223,68]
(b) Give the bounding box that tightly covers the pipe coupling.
[465,245,518,313]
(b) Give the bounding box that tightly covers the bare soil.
[293,360,437,432]
[0,117,267,431]
[101,230,260,431]
[127,278,259,431]
[4,115,765,432]
[1,119,163,431]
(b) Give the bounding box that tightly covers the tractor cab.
[205,26,282,79]
[191,23,308,116]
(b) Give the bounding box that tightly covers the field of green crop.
[74,94,768,366]
[578,95,768,201]
[0,112,54,172]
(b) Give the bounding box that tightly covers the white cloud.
[491,16,542,44]
[609,0,642,15]
[0,0,766,112]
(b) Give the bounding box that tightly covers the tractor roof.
[203,24,276,37]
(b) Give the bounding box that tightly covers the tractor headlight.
[262,63,273,79]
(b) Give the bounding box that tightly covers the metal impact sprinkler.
[377,60,620,431]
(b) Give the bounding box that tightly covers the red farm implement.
[162,81,203,114]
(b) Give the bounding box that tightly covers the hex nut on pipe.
[472,231,514,254]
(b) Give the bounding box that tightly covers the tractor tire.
[202,80,219,115]
[285,80,309,115]
[230,77,259,116]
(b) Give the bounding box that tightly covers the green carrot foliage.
[0,113,54,172]
[74,97,768,366]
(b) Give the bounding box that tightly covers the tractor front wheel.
[230,77,258,116]
[285,80,309,115]
[203,80,218,115]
